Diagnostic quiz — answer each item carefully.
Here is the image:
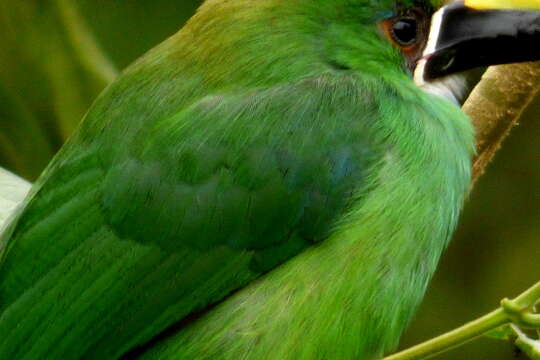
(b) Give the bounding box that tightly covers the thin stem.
[54,0,118,87]
[514,281,540,309]
[384,309,508,360]
[384,281,540,360]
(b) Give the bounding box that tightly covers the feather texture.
[0,0,474,359]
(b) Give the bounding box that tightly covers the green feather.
[135,76,473,360]
[0,0,474,359]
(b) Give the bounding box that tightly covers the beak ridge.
[415,1,540,84]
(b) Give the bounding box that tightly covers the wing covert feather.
[0,75,379,359]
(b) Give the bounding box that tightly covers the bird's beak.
[415,0,540,85]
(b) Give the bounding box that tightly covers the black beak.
[415,1,540,83]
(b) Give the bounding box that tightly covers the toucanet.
[1,0,539,359]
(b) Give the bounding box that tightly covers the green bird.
[1,0,540,359]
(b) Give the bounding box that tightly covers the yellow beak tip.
[464,0,540,10]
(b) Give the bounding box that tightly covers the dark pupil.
[392,18,417,46]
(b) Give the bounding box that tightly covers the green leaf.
[0,167,30,229]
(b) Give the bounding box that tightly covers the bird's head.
[313,0,540,103]
[178,0,540,104]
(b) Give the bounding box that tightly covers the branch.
[384,61,540,360]
[466,62,540,183]
[384,282,540,360]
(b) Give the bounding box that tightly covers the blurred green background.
[0,1,537,359]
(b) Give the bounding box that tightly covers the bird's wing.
[0,75,380,359]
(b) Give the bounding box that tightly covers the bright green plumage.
[0,0,473,359]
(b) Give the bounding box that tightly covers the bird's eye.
[391,18,417,46]
[379,9,429,71]
[379,10,426,51]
